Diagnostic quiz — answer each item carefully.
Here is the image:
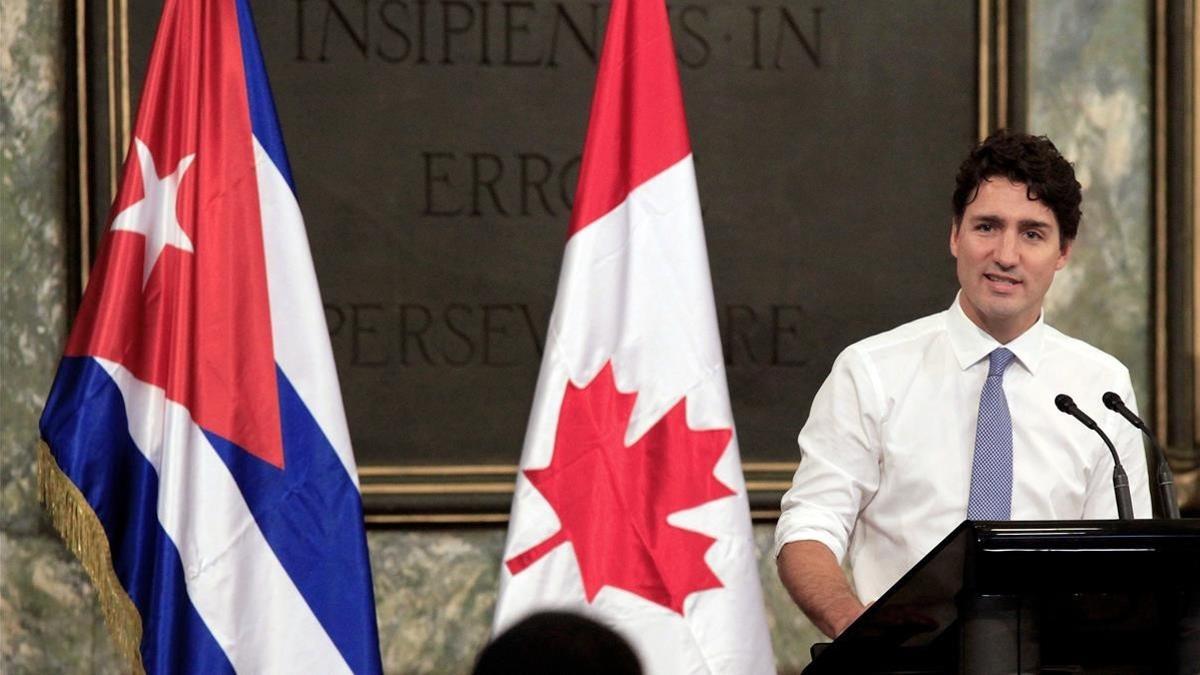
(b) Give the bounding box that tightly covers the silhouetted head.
[473,611,642,675]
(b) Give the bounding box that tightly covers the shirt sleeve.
[1081,371,1152,518]
[774,346,883,562]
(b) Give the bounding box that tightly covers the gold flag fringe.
[38,441,146,675]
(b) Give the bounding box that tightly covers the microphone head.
[1054,394,1075,413]
[1102,391,1123,411]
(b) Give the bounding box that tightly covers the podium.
[803,520,1200,674]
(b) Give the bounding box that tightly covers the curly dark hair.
[952,130,1081,249]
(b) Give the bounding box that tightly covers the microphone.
[1103,391,1179,519]
[1054,394,1098,429]
[1055,394,1134,520]
[1102,391,1149,430]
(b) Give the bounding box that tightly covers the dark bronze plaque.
[79,0,992,520]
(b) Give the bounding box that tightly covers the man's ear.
[1056,238,1073,270]
[949,219,961,258]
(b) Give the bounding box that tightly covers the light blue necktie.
[967,347,1017,520]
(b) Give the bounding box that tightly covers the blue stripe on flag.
[203,366,380,675]
[40,357,235,675]
[234,0,295,192]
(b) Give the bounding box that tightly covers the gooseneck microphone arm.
[1054,394,1134,520]
[1102,391,1179,519]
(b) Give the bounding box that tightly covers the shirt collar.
[946,292,1045,374]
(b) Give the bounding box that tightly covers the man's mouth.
[984,273,1021,287]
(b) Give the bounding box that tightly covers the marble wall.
[0,1,1154,673]
[366,526,822,674]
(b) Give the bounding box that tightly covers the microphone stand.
[1103,392,1180,519]
[1146,435,1181,519]
[1092,426,1135,521]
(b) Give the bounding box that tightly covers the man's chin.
[978,301,1040,329]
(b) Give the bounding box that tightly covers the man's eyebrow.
[968,215,1053,230]
[1018,219,1052,229]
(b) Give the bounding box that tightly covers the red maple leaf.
[506,361,735,614]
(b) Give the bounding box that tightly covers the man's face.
[950,177,1072,343]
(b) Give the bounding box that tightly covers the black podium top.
[803,519,1200,674]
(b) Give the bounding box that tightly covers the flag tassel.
[37,441,146,675]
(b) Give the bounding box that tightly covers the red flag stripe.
[67,0,283,468]
[566,0,691,238]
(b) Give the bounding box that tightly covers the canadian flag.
[492,0,775,672]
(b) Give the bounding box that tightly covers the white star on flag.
[111,138,196,287]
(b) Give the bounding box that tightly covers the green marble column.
[1029,0,1153,408]
[1,1,122,672]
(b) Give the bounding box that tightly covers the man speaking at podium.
[774,131,1151,639]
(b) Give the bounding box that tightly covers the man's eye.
[1023,230,1044,240]
[975,223,994,232]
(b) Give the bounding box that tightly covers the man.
[774,130,1151,639]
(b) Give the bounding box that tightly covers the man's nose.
[994,231,1019,267]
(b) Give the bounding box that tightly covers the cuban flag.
[493,0,775,672]
[37,0,382,672]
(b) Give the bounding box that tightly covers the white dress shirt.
[774,295,1151,602]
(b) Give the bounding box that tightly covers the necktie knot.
[988,347,1016,378]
